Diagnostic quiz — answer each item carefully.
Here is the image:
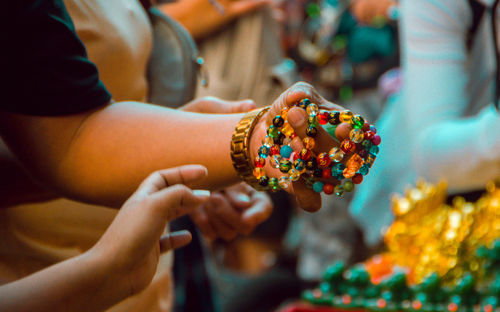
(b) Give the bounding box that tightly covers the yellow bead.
[253,167,265,179]
[340,110,353,123]
[303,137,316,150]
[289,169,301,181]
[349,129,365,143]
[262,136,274,146]
[281,107,289,119]
[281,122,294,137]
[306,103,319,116]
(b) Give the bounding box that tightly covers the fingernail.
[236,193,251,203]
[241,100,256,111]
[193,190,211,197]
[170,230,191,238]
[288,109,306,126]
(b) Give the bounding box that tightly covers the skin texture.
[0,165,210,312]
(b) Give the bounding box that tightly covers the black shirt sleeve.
[2,0,111,116]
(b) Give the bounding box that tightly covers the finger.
[287,107,338,154]
[206,197,241,240]
[149,185,211,221]
[241,193,273,232]
[223,185,253,210]
[189,206,217,241]
[137,165,208,196]
[228,0,269,17]
[293,180,321,212]
[159,230,192,252]
[225,99,257,113]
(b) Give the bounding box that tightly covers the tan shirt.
[0,1,174,311]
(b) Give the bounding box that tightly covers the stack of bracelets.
[253,98,381,197]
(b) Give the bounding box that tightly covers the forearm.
[412,105,500,192]
[0,102,243,207]
[0,251,124,312]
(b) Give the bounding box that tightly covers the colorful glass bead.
[352,115,365,129]
[281,122,294,137]
[318,112,329,125]
[306,103,319,116]
[278,176,291,189]
[269,177,280,191]
[362,122,371,132]
[358,164,370,176]
[331,163,346,176]
[300,148,312,161]
[275,133,285,145]
[305,158,317,171]
[279,159,292,173]
[328,111,341,125]
[370,125,377,134]
[294,158,306,172]
[258,176,269,187]
[262,135,274,146]
[364,131,375,140]
[306,125,318,137]
[329,147,345,162]
[253,167,265,179]
[258,145,271,157]
[283,137,292,145]
[365,154,376,168]
[317,153,331,168]
[343,154,364,179]
[371,135,381,146]
[369,145,380,155]
[323,183,334,195]
[334,184,344,197]
[349,129,365,143]
[280,145,293,158]
[289,151,299,163]
[267,125,280,139]
[308,115,319,127]
[340,110,353,123]
[322,168,332,179]
[273,115,285,127]
[290,132,298,139]
[340,139,356,154]
[343,181,354,192]
[361,139,372,150]
[303,137,316,150]
[313,181,325,193]
[299,98,311,109]
[270,155,282,169]
[352,173,364,184]
[358,149,369,159]
[254,156,265,168]
[270,145,280,156]
[289,169,301,182]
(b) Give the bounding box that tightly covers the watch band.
[230,106,271,191]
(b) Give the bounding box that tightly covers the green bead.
[267,125,280,139]
[308,115,319,127]
[343,181,354,192]
[369,145,380,155]
[279,159,292,173]
[334,185,344,197]
[269,177,280,191]
[352,115,365,129]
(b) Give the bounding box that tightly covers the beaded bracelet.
[253,98,381,196]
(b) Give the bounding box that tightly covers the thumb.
[159,230,192,252]
[228,0,269,17]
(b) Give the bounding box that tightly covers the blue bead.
[280,145,293,159]
[358,164,370,176]
[258,145,271,157]
[313,181,325,193]
[369,145,380,155]
[331,163,346,175]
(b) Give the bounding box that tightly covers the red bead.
[358,149,369,159]
[323,183,334,194]
[318,113,328,125]
[364,131,375,140]
[352,173,364,184]
[254,156,265,168]
[322,168,332,179]
[371,135,381,145]
[370,125,377,134]
[290,132,298,139]
[300,148,312,161]
[362,122,371,132]
[340,139,356,154]
[290,151,299,163]
[270,145,280,156]
[317,153,331,168]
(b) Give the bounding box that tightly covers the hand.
[160,0,270,39]
[350,0,397,24]
[90,165,210,297]
[190,182,273,241]
[180,96,256,114]
[250,82,351,212]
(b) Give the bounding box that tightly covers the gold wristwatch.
[230,106,271,191]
